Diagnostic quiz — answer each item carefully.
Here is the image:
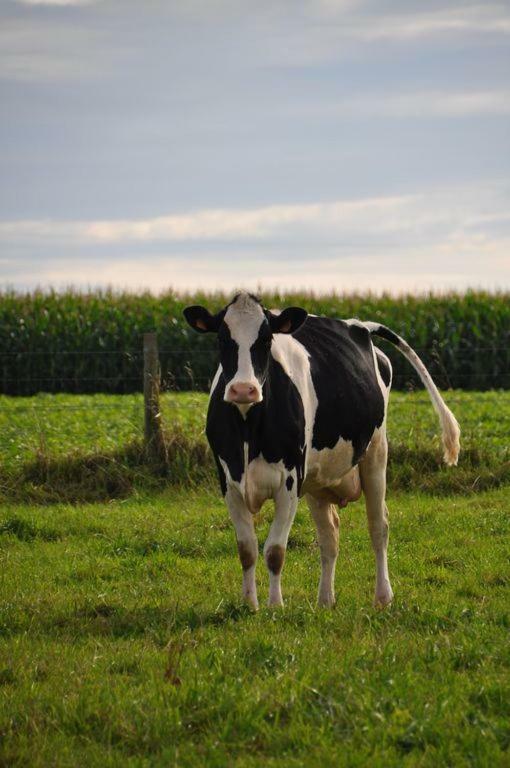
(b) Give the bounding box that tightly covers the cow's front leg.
[225,486,259,609]
[264,478,298,607]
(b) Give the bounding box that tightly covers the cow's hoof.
[374,586,394,610]
[317,592,336,608]
[243,592,259,611]
[267,595,284,607]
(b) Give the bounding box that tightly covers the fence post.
[143,332,168,464]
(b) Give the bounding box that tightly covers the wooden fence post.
[143,332,168,464]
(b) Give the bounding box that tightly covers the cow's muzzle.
[225,382,261,404]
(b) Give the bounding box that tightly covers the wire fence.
[2,369,507,474]
[1,343,509,396]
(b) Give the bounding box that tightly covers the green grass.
[0,390,508,502]
[0,486,509,766]
[1,388,508,763]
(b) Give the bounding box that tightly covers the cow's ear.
[268,307,308,335]
[183,305,222,334]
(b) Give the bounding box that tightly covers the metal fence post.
[143,332,167,464]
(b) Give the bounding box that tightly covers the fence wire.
[1,343,509,397]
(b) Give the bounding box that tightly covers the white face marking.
[223,294,266,402]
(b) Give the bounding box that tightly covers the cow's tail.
[364,322,460,466]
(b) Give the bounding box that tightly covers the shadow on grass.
[5,595,494,643]
[0,433,508,505]
[0,600,254,641]
[387,444,510,494]
[0,432,214,504]
[0,516,62,542]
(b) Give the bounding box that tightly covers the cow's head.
[184,293,307,407]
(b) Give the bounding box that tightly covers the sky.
[1,0,509,295]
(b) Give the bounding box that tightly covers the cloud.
[15,0,97,5]
[1,183,509,294]
[1,184,508,249]
[258,4,510,69]
[0,195,414,245]
[348,5,510,41]
[4,3,510,87]
[3,246,508,295]
[333,90,510,119]
[280,89,510,122]
[0,16,109,82]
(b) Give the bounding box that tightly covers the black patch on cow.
[293,317,385,465]
[376,350,392,387]
[206,388,245,487]
[286,475,294,491]
[214,455,227,496]
[371,324,401,347]
[250,322,272,381]
[217,323,238,385]
[206,356,306,495]
[266,544,285,574]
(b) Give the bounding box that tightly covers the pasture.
[0,389,509,765]
[1,390,509,502]
[1,488,509,766]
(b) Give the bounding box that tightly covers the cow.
[183,293,460,610]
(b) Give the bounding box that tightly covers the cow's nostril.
[227,382,259,403]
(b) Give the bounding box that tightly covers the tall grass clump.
[1,289,508,394]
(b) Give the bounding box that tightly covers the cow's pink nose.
[228,382,259,403]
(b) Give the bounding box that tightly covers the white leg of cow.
[307,495,339,607]
[225,486,259,610]
[359,432,394,608]
[263,482,298,607]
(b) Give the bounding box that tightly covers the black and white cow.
[184,293,460,609]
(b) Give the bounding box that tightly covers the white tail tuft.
[437,402,461,466]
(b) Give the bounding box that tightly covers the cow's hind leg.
[225,486,259,610]
[359,430,394,608]
[307,495,339,607]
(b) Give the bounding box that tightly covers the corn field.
[1,289,509,395]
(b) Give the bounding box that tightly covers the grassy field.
[0,486,509,766]
[0,390,509,765]
[1,389,509,503]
